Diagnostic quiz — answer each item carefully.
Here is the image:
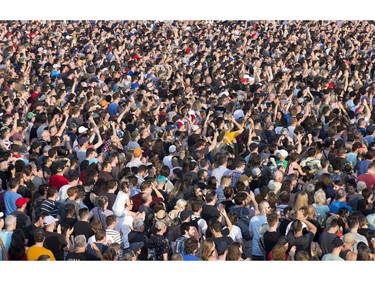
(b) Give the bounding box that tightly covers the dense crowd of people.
[0,20,375,261]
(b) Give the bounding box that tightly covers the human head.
[184,237,199,255]
[225,242,243,261]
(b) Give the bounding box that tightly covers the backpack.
[230,207,252,241]
[190,216,201,232]
[259,233,267,258]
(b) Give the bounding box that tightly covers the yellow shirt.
[223,130,241,145]
[27,245,56,261]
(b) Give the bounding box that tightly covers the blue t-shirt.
[357,159,371,176]
[107,102,119,117]
[4,191,22,215]
[0,231,13,260]
[329,201,353,215]
[182,254,201,261]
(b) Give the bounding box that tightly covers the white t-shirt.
[229,225,243,242]
[58,184,71,202]
[112,191,129,217]
[116,215,134,249]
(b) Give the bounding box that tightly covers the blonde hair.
[271,244,287,261]
[198,238,215,261]
[294,191,309,212]
[313,189,327,205]
[174,199,187,211]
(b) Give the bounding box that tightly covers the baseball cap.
[238,174,250,182]
[43,215,58,226]
[26,112,36,119]
[179,210,193,221]
[134,147,143,157]
[78,126,88,134]
[155,220,167,230]
[169,145,177,154]
[15,197,30,208]
[276,149,288,158]
[218,91,229,98]
[130,241,144,252]
[251,167,261,177]
[331,237,344,248]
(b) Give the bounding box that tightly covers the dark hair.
[184,237,199,255]
[8,229,26,260]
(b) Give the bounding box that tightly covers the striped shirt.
[106,229,122,245]
[40,199,59,218]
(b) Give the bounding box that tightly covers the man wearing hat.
[321,236,345,261]
[274,149,289,171]
[127,217,149,260]
[10,197,31,231]
[43,215,74,260]
[148,220,169,260]
[163,145,179,170]
[216,241,229,260]
[129,241,144,260]
[126,147,145,168]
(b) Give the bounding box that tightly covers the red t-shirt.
[357,173,375,189]
[131,192,164,212]
[48,174,69,191]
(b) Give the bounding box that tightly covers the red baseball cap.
[16,197,30,208]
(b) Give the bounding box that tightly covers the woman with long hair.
[198,238,217,261]
[166,179,186,211]
[8,229,27,261]
[168,198,187,221]
[318,173,335,201]
[225,242,246,261]
[89,195,113,229]
[294,191,309,212]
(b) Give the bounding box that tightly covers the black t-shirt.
[65,251,100,261]
[213,236,234,248]
[24,224,43,247]
[128,231,149,261]
[44,231,68,261]
[278,218,292,236]
[0,170,10,190]
[148,233,169,261]
[263,231,283,259]
[72,221,95,240]
[138,205,155,234]
[83,191,95,211]
[104,192,116,211]
[201,204,221,224]
[287,231,314,256]
[63,217,77,229]
[10,210,31,231]
[29,126,38,142]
